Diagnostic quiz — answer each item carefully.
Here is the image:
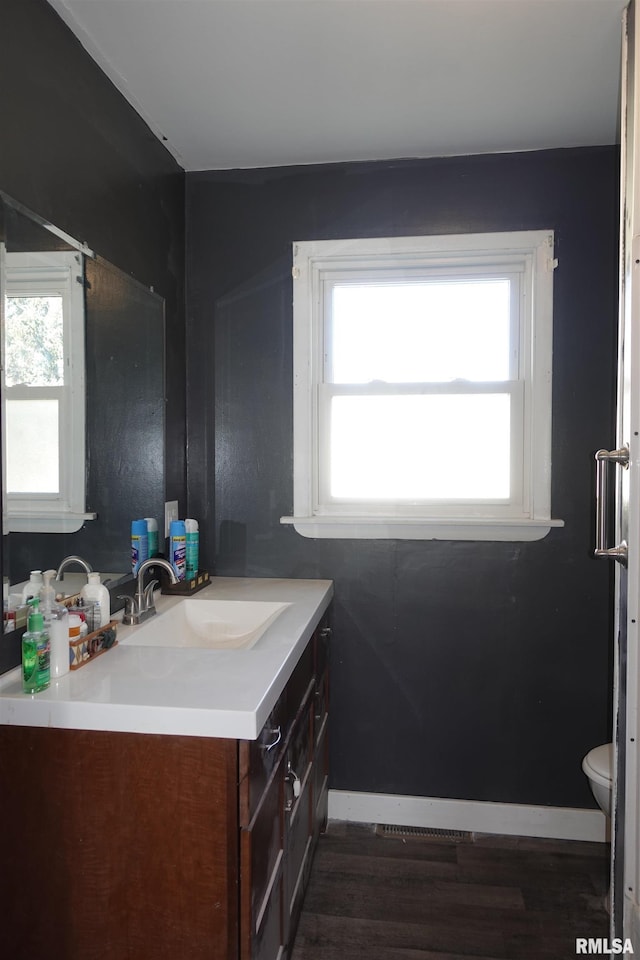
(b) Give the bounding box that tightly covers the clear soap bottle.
[40,569,69,679]
[22,599,51,694]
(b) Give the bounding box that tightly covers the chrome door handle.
[594,446,629,565]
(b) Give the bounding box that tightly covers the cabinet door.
[313,624,330,841]
[284,697,314,948]
[0,728,240,960]
[240,754,285,960]
[313,666,329,842]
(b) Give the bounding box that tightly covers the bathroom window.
[281,230,564,541]
[2,249,93,532]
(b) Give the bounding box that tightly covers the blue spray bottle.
[170,520,187,581]
[131,519,149,575]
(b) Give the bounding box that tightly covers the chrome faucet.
[55,555,93,580]
[119,558,178,626]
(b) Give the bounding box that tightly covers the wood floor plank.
[291,823,609,960]
[292,912,509,959]
[456,845,608,886]
[317,833,460,864]
[472,834,609,858]
[313,849,459,882]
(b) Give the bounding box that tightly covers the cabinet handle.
[594,447,629,564]
[262,726,281,752]
[320,627,332,640]
[284,762,301,811]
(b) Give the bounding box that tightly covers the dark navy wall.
[0,0,186,571]
[187,149,619,807]
[0,0,620,808]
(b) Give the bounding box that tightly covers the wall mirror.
[0,192,166,669]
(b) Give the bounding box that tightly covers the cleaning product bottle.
[22,599,50,694]
[67,614,83,666]
[169,519,186,581]
[40,570,69,679]
[131,519,149,574]
[145,517,159,558]
[21,570,43,603]
[185,518,199,581]
[80,573,111,628]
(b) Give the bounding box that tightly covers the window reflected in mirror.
[3,250,87,526]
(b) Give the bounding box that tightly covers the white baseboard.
[328,789,608,843]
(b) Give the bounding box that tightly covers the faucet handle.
[143,579,159,613]
[118,594,138,625]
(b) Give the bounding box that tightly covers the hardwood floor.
[291,822,609,960]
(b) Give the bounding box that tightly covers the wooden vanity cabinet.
[0,617,329,960]
[238,619,330,960]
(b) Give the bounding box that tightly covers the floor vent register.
[375,824,472,842]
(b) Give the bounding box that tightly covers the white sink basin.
[122,598,291,650]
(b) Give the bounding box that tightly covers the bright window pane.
[5,295,64,387]
[330,394,510,499]
[6,399,59,493]
[330,280,511,384]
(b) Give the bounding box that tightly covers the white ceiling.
[46,0,628,171]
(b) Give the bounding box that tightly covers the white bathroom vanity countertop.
[0,577,333,740]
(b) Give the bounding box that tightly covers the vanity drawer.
[252,865,284,960]
[314,668,328,747]
[240,751,285,960]
[314,620,330,681]
[240,701,287,823]
[313,713,329,842]
[284,697,314,947]
[240,642,314,822]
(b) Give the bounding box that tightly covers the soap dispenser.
[22,599,50,694]
[80,573,111,628]
[22,570,44,603]
[40,569,69,679]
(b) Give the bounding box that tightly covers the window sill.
[280,515,565,541]
[5,510,97,534]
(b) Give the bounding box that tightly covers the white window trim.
[281,231,564,541]
[2,248,96,533]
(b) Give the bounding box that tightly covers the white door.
[607,0,640,945]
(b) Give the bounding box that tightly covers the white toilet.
[582,742,613,912]
[582,742,613,818]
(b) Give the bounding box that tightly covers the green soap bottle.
[22,599,51,694]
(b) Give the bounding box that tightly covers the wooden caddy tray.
[161,570,211,596]
[69,620,118,671]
